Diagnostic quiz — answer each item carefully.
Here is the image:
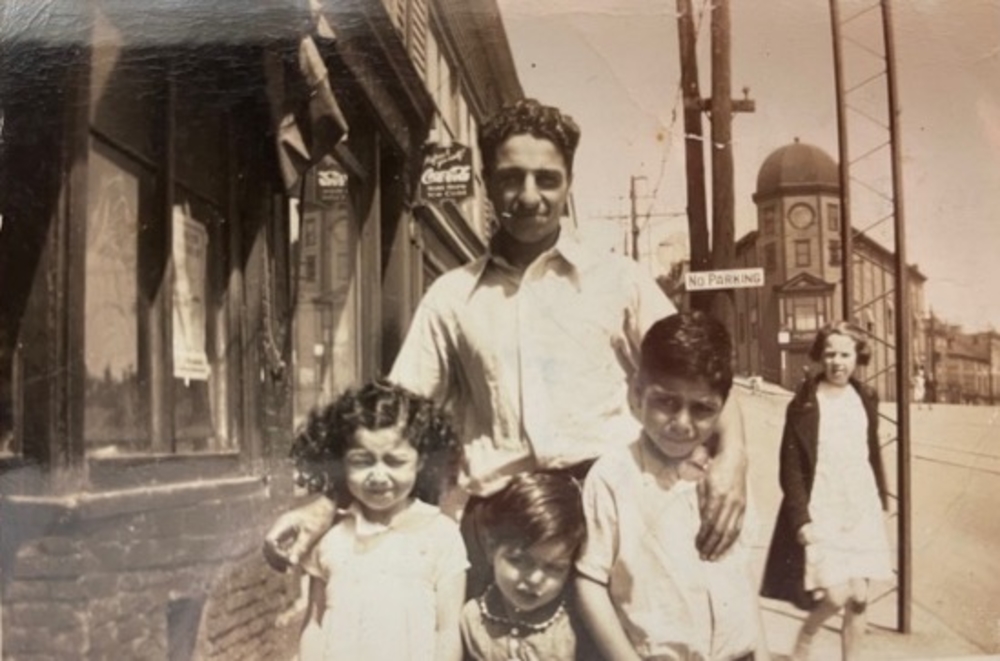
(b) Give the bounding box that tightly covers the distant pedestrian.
[760,321,892,661]
[292,380,466,661]
[461,471,600,661]
[913,366,927,410]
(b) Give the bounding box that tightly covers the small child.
[461,471,601,661]
[575,311,767,661]
[291,380,467,661]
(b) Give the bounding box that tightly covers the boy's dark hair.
[639,311,734,400]
[479,471,585,556]
[478,98,581,179]
[289,379,458,505]
[808,321,872,367]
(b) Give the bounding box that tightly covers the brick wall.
[1,477,305,660]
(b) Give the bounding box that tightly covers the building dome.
[755,139,839,198]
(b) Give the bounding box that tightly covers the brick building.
[731,140,926,399]
[924,316,998,405]
[0,1,520,658]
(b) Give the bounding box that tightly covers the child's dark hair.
[479,471,585,556]
[478,98,581,179]
[808,321,872,367]
[639,311,734,400]
[289,379,459,505]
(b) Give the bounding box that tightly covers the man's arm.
[697,396,748,560]
[262,495,337,572]
[575,575,642,661]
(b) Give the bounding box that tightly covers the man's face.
[488,134,571,245]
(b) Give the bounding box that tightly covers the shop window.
[83,139,150,452]
[794,239,811,267]
[83,54,239,457]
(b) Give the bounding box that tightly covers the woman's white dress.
[805,383,893,590]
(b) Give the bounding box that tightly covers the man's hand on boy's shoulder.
[695,445,748,561]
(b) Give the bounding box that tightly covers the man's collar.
[474,225,596,280]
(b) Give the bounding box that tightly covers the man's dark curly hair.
[638,311,734,400]
[478,98,581,179]
[290,379,459,505]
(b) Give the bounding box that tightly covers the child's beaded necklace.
[478,584,567,660]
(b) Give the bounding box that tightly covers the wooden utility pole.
[676,0,709,273]
[676,0,753,314]
[676,0,710,310]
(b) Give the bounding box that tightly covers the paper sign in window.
[172,207,211,381]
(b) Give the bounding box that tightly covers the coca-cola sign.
[419,142,473,201]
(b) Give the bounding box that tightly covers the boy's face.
[491,538,573,614]
[488,134,570,246]
[632,374,725,460]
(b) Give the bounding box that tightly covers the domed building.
[731,140,926,398]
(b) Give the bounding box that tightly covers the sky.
[495,0,1000,331]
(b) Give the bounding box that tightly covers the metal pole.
[829,0,853,323]
[882,0,912,634]
[710,0,734,273]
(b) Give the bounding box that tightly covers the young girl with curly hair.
[291,380,467,661]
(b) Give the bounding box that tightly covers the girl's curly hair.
[290,379,459,505]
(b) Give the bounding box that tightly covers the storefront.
[0,1,441,657]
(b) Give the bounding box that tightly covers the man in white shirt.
[265,99,748,587]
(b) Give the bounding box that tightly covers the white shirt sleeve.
[388,290,453,406]
[575,464,620,585]
[615,261,677,384]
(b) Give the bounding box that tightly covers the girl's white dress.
[303,500,468,661]
[805,382,893,590]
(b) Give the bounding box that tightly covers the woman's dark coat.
[759,375,889,610]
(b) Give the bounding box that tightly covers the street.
[739,381,1000,658]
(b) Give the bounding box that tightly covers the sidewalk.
[737,379,1000,661]
[759,593,996,660]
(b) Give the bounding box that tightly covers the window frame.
[794,239,812,267]
[79,51,247,468]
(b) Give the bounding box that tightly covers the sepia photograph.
[1,0,998,659]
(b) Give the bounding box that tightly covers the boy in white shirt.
[576,311,768,661]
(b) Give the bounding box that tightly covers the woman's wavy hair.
[808,321,872,367]
[289,379,459,505]
[478,98,581,180]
